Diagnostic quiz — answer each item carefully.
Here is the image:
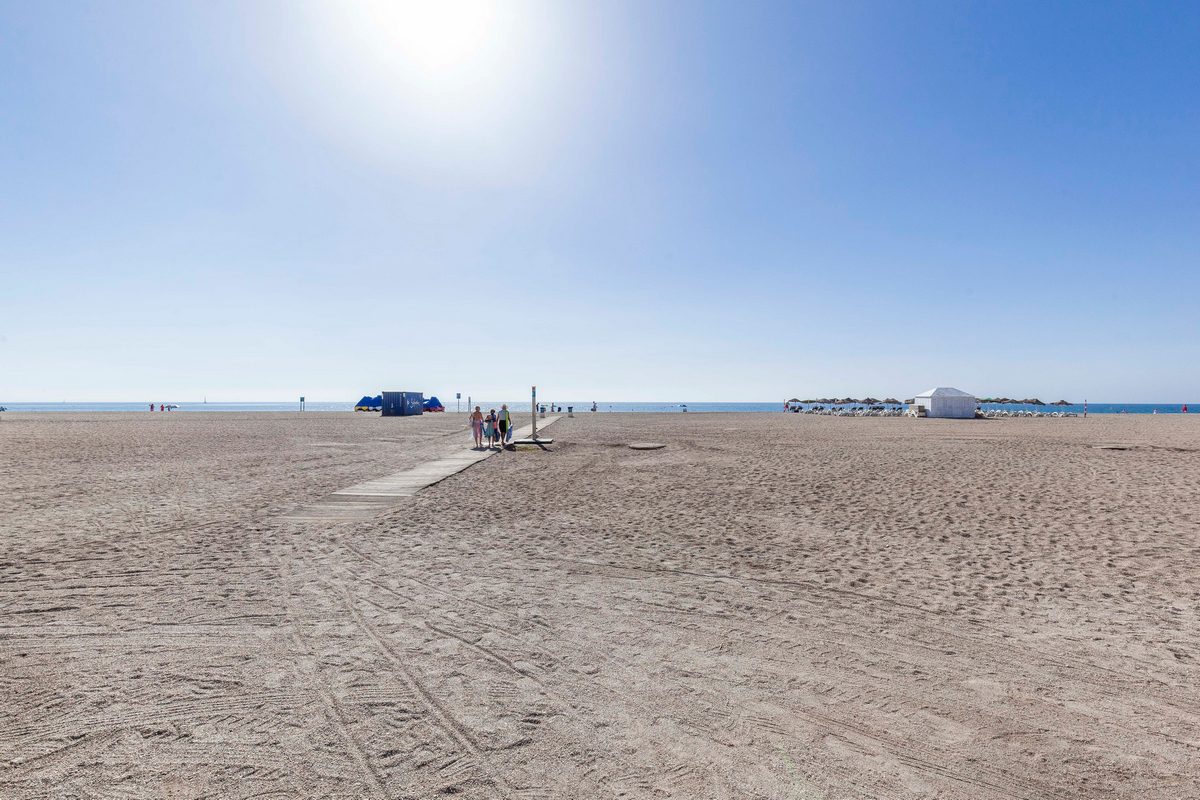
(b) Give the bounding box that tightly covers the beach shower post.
[531,385,537,440]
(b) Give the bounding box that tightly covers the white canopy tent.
[912,387,977,419]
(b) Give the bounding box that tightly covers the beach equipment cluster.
[979,409,1079,418]
[789,397,902,405]
[977,397,1074,406]
[797,406,907,417]
[354,392,445,414]
[789,387,981,419]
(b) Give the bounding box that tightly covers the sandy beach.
[2,411,1198,799]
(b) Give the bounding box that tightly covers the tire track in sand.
[277,555,391,800]
[333,582,510,798]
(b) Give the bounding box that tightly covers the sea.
[0,401,1193,414]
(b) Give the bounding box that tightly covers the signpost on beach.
[456,392,461,413]
[531,385,537,440]
[299,396,305,411]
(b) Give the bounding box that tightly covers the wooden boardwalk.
[280,415,560,522]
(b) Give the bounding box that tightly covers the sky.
[1,0,1197,403]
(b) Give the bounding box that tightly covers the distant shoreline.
[1,401,1194,414]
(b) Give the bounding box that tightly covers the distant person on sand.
[498,404,511,445]
[591,401,597,412]
[149,403,154,411]
[470,406,484,448]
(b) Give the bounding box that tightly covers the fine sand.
[2,411,1198,799]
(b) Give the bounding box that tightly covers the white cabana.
[912,387,977,419]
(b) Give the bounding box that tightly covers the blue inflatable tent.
[354,395,383,411]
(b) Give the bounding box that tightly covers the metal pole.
[531,385,537,441]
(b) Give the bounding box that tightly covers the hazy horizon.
[2,1,1197,403]
[2,397,1191,407]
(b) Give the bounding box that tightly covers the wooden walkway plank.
[279,416,561,521]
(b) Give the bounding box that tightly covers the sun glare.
[285,0,553,171]
[389,2,496,74]
[307,0,530,110]
[344,1,504,88]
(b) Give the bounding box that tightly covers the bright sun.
[383,1,498,75]
[287,0,552,171]
[315,0,519,100]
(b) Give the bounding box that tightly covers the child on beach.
[485,409,498,448]
[470,406,484,448]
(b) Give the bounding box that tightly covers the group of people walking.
[469,405,512,449]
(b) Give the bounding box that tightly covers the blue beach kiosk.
[381,391,424,417]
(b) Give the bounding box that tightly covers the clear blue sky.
[2,1,1197,402]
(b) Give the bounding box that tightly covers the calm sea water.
[0,401,1194,414]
